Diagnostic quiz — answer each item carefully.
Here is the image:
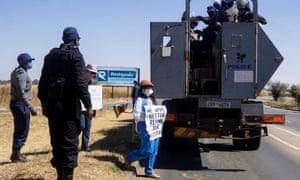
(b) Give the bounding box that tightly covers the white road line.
[269,134,300,151]
[270,126,300,138]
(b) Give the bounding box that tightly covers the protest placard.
[81,85,103,110]
[144,105,167,140]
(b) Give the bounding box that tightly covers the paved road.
[131,106,300,180]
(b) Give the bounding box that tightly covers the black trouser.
[47,110,80,169]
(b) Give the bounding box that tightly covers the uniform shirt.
[10,66,34,110]
[38,43,92,111]
[133,97,154,123]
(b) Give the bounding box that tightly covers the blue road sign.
[98,70,108,81]
[97,66,139,86]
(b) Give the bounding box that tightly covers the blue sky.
[0,0,298,85]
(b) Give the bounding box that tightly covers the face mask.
[143,89,154,97]
[26,61,33,69]
[21,61,32,69]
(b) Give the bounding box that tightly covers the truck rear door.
[150,22,186,98]
[221,23,256,99]
[221,23,283,99]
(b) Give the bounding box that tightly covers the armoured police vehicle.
[150,0,284,150]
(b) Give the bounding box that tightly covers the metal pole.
[111,86,114,98]
[252,0,259,96]
[252,0,258,23]
[184,0,191,97]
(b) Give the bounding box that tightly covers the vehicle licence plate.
[207,101,231,108]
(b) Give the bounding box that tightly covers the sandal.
[145,173,160,179]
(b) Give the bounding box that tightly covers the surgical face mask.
[26,61,33,69]
[21,61,32,69]
[143,88,154,97]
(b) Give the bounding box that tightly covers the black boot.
[62,168,74,180]
[10,149,28,163]
[57,167,74,180]
[56,167,63,180]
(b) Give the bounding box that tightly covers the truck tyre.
[233,131,247,150]
[246,129,261,150]
[233,129,261,150]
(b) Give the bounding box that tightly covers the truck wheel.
[246,130,261,150]
[232,131,247,150]
[233,130,261,150]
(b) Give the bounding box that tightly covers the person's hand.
[86,108,94,120]
[31,108,38,116]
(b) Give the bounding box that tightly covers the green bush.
[268,81,288,101]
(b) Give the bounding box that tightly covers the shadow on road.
[88,119,246,173]
[156,139,204,170]
[156,139,246,172]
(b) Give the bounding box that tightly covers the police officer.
[219,0,239,23]
[38,27,93,180]
[10,53,37,163]
[236,0,267,24]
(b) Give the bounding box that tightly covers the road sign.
[97,66,139,86]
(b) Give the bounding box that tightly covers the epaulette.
[15,67,25,75]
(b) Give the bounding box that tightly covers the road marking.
[270,126,300,138]
[269,134,300,151]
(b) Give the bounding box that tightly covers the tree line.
[268,81,300,107]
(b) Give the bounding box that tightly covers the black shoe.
[81,147,92,152]
[10,154,28,163]
[10,149,28,163]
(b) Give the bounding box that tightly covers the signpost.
[97,66,140,86]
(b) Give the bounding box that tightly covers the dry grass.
[0,84,137,180]
[259,89,272,96]
[263,98,299,111]
[259,89,299,111]
[0,109,137,180]
[0,84,132,109]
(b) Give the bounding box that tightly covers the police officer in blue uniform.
[10,53,37,163]
[38,27,93,180]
